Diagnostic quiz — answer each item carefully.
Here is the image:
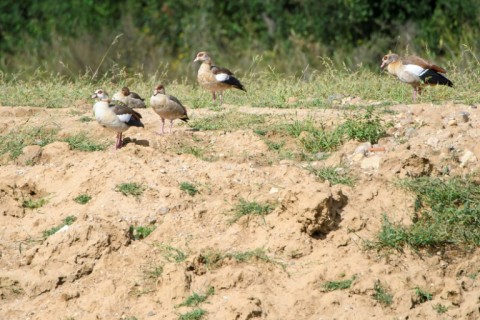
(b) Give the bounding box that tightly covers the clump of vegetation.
[179,309,206,320]
[156,244,188,263]
[177,287,215,308]
[308,165,356,186]
[373,280,393,306]
[341,107,388,144]
[415,287,433,303]
[199,248,282,270]
[376,176,480,250]
[180,182,199,196]
[175,143,217,162]
[22,197,48,209]
[322,276,356,291]
[433,303,448,314]
[73,194,91,204]
[78,116,93,122]
[129,225,156,240]
[189,112,265,131]
[64,132,107,151]
[0,126,58,159]
[115,182,145,197]
[43,216,76,238]
[231,199,274,223]
[144,265,163,280]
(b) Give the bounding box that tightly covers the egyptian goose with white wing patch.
[381,53,453,102]
[91,89,144,149]
[150,84,189,134]
[112,86,146,109]
[194,51,246,105]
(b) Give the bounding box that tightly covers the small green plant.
[299,124,344,153]
[129,225,156,240]
[180,182,199,196]
[73,194,91,204]
[264,139,285,151]
[433,303,448,314]
[64,132,107,151]
[322,276,356,291]
[116,182,145,196]
[43,215,76,238]
[231,199,274,223]
[78,116,93,122]
[177,287,215,308]
[373,280,393,306]
[341,107,388,144]
[156,244,188,263]
[179,309,206,320]
[309,165,356,186]
[144,265,163,279]
[415,287,433,303]
[22,197,48,209]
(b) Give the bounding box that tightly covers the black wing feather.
[420,70,453,87]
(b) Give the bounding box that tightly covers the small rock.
[460,150,477,167]
[447,119,457,126]
[57,225,69,233]
[269,187,279,194]
[426,137,439,149]
[361,156,381,170]
[147,311,156,317]
[354,142,372,155]
[157,207,170,215]
[404,127,416,138]
[146,216,157,224]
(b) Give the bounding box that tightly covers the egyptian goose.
[193,51,246,104]
[112,86,146,109]
[150,85,189,134]
[381,53,453,102]
[91,89,144,149]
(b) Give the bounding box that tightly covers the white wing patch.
[117,114,132,122]
[404,64,428,77]
[215,73,229,82]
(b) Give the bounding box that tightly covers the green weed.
[415,287,433,303]
[309,165,356,186]
[433,303,448,314]
[231,199,274,223]
[64,132,107,151]
[115,183,145,196]
[43,216,76,238]
[156,244,188,263]
[322,276,356,291]
[341,107,388,144]
[129,225,156,240]
[78,116,93,122]
[180,182,199,196]
[73,194,91,204]
[373,280,393,306]
[177,287,215,308]
[22,198,48,209]
[179,309,206,320]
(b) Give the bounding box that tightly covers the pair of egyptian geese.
[92,51,453,149]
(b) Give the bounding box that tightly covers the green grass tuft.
[231,199,274,223]
[156,244,188,263]
[309,165,356,186]
[115,183,145,197]
[22,198,48,209]
[373,280,393,306]
[177,287,215,308]
[43,215,76,238]
[64,132,107,151]
[179,309,206,320]
[415,287,433,303]
[340,106,388,144]
[78,116,93,122]
[73,194,91,204]
[433,303,448,314]
[189,112,265,131]
[322,276,356,291]
[180,182,199,196]
[129,225,156,240]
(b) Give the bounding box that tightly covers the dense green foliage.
[1,0,479,78]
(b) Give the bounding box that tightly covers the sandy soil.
[0,101,479,320]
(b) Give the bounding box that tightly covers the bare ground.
[0,101,479,320]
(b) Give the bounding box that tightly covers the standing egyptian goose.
[381,53,453,102]
[193,51,246,105]
[91,89,144,149]
[112,86,146,109]
[150,85,189,134]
